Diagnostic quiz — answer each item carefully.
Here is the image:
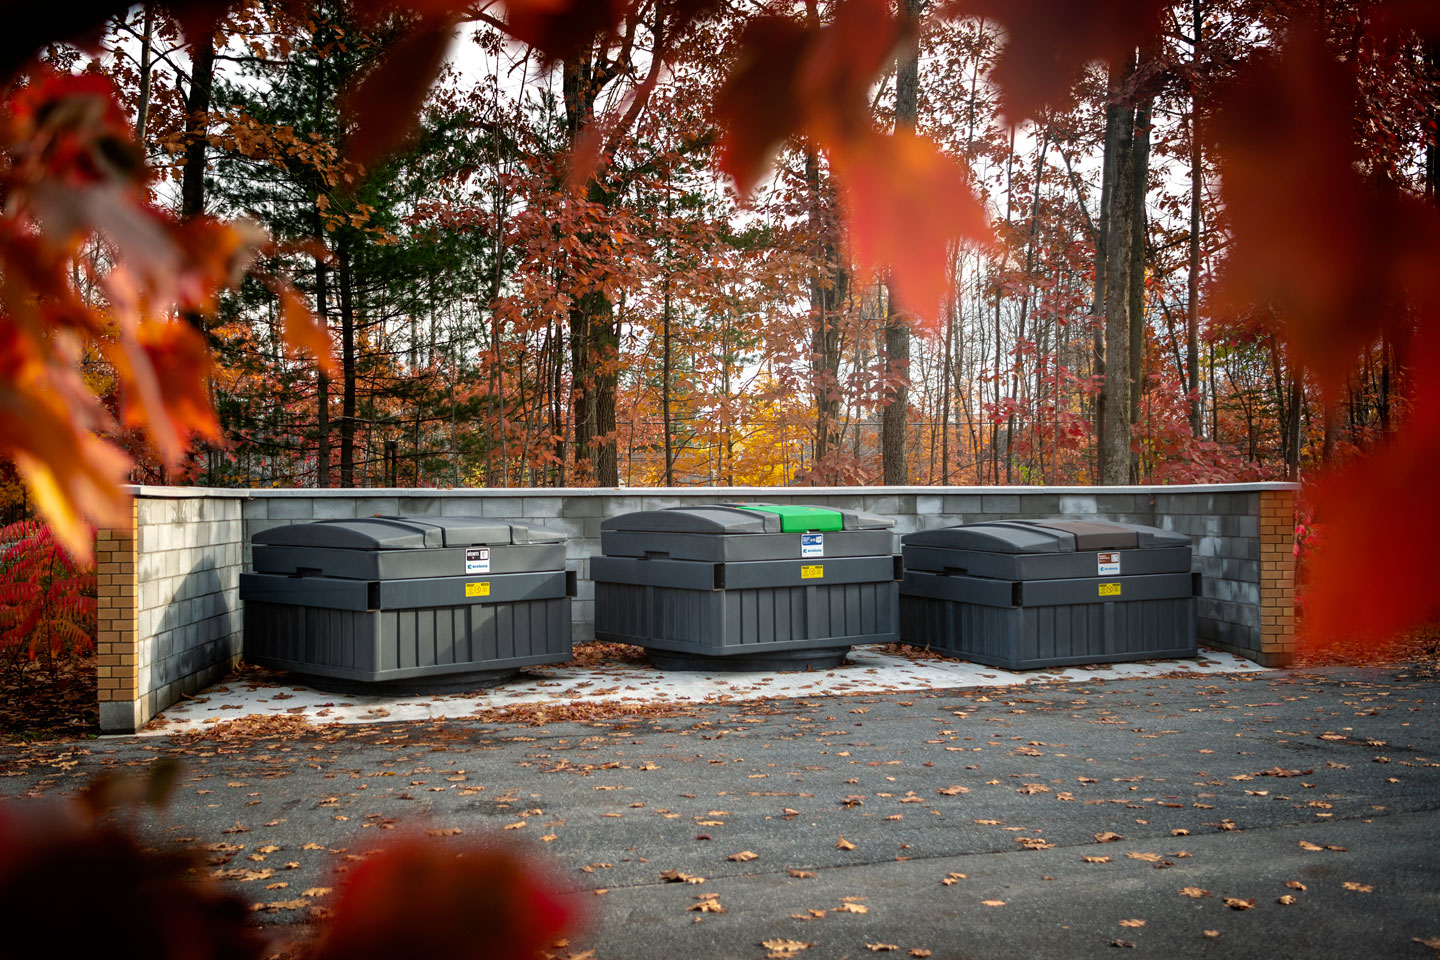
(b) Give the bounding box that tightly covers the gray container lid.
[901,519,1188,554]
[251,516,563,550]
[601,503,893,535]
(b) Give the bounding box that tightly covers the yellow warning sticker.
[1098,582,1122,597]
[800,564,824,580]
[465,581,491,598]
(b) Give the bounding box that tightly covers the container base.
[646,647,851,672]
[274,667,522,696]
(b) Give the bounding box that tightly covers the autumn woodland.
[0,0,1438,644]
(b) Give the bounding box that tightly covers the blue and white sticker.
[1097,551,1120,576]
[465,547,491,574]
[801,533,825,558]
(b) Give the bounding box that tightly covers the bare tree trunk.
[1187,0,1205,437]
[1092,97,1117,482]
[338,242,357,488]
[807,144,846,480]
[134,4,153,143]
[880,0,921,485]
[1100,57,1136,485]
[1128,77,1153,481]
[314,249,331,488]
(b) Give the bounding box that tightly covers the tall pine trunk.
[338,242,357,488]
[1099,58,1136,485]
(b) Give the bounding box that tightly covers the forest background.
[1,0,1438,648]
[16,0,1432,501]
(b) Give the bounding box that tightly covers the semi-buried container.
[899,519,1197,669]
[240,516,575,688]
[592,503,901,670]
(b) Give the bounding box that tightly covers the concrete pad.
[141,646,1267,736]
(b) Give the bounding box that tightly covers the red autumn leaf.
[502,0,630,60]
[309,835,575,960]
[279,285,338,378]
[945,0,1169,122]
[831,129,988,326]
[715,0,900,196]
[1212,28,1440,393]
[341,16,456,168]
[1305,347,1440,641]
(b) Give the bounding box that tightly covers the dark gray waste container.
[899,519,1197,669]
[592,503,901,670]
[240,516,574,688]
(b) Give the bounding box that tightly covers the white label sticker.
[801,533,825,558]
[465,547,491,574]
[1097,552,1121,576]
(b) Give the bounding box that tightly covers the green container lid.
[732,503,844,533]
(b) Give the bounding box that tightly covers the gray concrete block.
[313,498,358,519]
[1014,495,1061,515]
[942,495,983,514]
[521,497,566,518]
[558,497,605,518]
[436,497,485,517]
[481,496,527,518]
[915,494,943,517]
[99,699,142,734]
[1094,494,1137,515]
[269,498,314,520]
[356,498,400,517]
[980,494,1020,515]
[395,497,442,516]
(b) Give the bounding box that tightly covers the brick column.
[96,499,141,733]
[1257,488,1297,666]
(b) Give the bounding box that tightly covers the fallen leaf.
[688,895,725,914]
[504,822,527,831]
[1203,931,1221,939]
[301,887,332,898]
[762,939,812,958]
[1171,829,1190,837]
[1119,919,1145,928]
[789,870,818,879]
[867,944,898,952]
[1094,832,1124,843]
[728,851,759,862]
[910,951,932,958]
[1277,895,1298,905]
[1223,898,1255,911]
[981,900,1006,907]
[1017,783,1051,795]
[836,837,857,851]
[937,786,970,796]
[426,828,462,838]
[1083,856,1112,864]
[1285,881,1307,891]
[835,902,869,914]
[1112,940,1136,949]
[1125,853,1163,862]
[660,870,705,884]
[1179,888,1211,899]
[1342,882,1373,892]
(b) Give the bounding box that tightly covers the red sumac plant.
[0,519,97,673]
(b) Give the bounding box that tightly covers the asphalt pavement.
[2,662,1437,959]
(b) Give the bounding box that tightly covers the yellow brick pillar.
[1257,488,1297,667]
[96,499,141,733]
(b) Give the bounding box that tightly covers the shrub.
[0,520,97,676]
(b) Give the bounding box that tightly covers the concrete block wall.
[96,482,1298,731]
[97,492,245,732]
